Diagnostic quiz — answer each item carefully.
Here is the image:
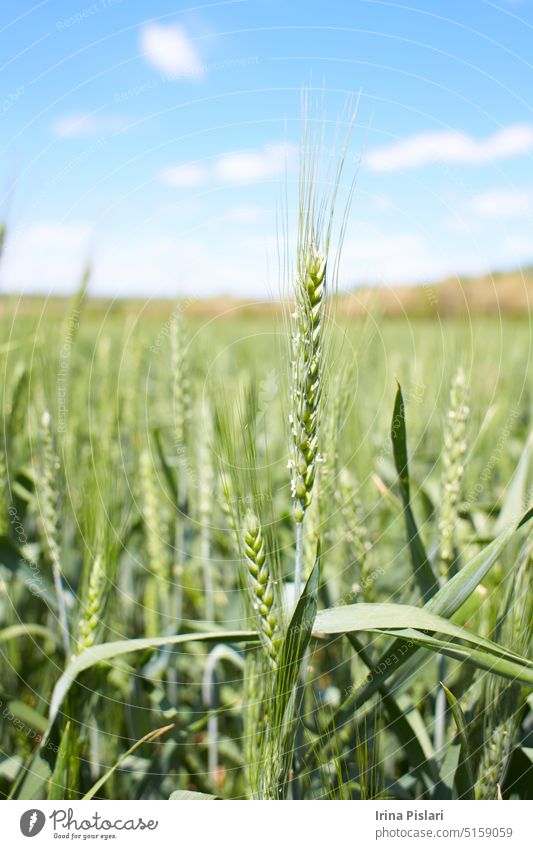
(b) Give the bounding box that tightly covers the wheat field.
[0,171,532,800]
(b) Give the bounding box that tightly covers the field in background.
[0,292,532,800]
[2,263,533,322]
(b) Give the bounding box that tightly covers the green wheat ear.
[140,447,169,632]
[287,101,355,600]
[37,409,70,656]
[289,242,327,525]
[438,367,469,579]
[289,235,330,604]
[140,448,168,585]
[170,310,190,458]
[242,510,281,668]
[76,554,106,652]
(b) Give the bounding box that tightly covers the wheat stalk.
[434,369,470,750]
[170,311,190,461]
[140,448,168,584]
[198,399,215,621]
[220,471,238,540]
[140,448,169,633]
[37,410,70,656]
[336,467,373,600]
[169,312,191,631]
[475,701,518,800]
[243,651,265,796]
[438,367,469,578]
[287,99,355,600]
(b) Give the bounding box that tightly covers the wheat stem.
[140,448,169,631]
[294,520,304,603]
[438,367,469,578]
[435,368,470,750]
[198,400,215,621]
[38,411,70,656]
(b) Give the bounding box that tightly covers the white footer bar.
[3,800,529,848]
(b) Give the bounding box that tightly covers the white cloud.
[502,233,533,257]
[4,215,530,299]
[160,162,208,187]
[470,188,532,218]
[370,193,395,213]
[53,112,124,138]
[338,224,453,286]
[88,233,275,298]
[214,143,290,183]
[445,214,482,235]
[365,124,533,172]
[160,142,294,192]
[224,204,264,222]
[1,222,91,293]
[140,23,203,77]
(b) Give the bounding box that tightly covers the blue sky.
[1,0,533,297]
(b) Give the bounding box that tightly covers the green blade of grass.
[305,519,533,772]
[371,629,533,685]
[83,724,174,801]
[169,790,218,800]
[4,700,49,735]
[0,537,63,611]
[152,427,178,505]
[275,555,319,723]
[314,602,533,682]
[0,623,58,648]
[322,508,532,731]
[441,683,475,800]
[47,630,258,733]
[345,633,439,787]
[391,383,438,602]
[494,435,532,534]
[47,721,73,801]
